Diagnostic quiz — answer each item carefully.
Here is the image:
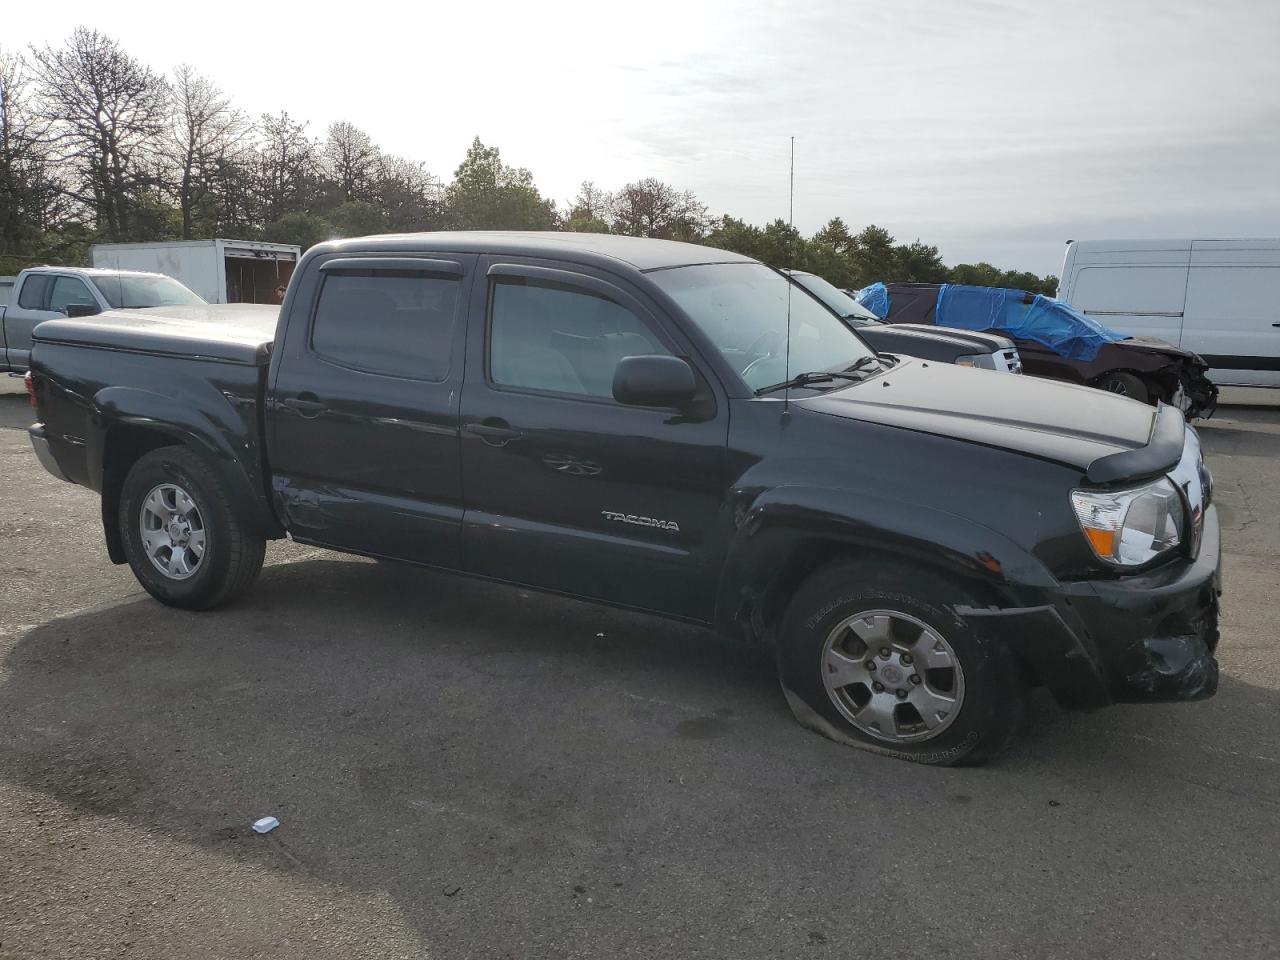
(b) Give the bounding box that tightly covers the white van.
[1057,239,1280,387]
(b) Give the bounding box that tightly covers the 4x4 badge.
[601,510,680,533]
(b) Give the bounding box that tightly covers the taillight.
[24,370,37,409]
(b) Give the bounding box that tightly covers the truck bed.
[32,303,279,365]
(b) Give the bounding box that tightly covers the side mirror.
[65,302,101,318]
[613,355,698,408]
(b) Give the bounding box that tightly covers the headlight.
[1071,478,1184,566]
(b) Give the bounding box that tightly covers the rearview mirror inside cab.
[613,355,697,408]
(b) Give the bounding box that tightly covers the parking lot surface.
[1,379,1278,959]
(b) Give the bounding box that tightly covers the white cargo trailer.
[90,239,301,305]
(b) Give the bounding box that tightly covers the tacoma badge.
[601,510,680,532]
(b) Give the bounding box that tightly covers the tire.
[1096,371,1149,404]
[776,561,1027,766]
[118,446,265,610]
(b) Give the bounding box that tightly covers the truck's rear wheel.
[119,447,264,610]
[776,561,1026,766]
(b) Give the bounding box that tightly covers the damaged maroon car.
[864,282,1218,419]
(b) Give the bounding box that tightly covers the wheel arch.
[91,387,282,563]
[712,485,1057,647]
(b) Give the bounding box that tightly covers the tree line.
[0,28,1057,294]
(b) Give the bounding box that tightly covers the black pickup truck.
[26,232,1222,765]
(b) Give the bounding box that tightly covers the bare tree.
[565,180,611,221]
[204,146,258,235]
[323,120,379,202]
[610,177,709,240]
[255,110,318,222]
[30,28,169,239]
[168,64,250,238]
[0,46,64,257]
[376,153,444,231]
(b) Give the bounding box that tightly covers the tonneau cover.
[32,303,278,365]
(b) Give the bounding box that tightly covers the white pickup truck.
[1,266,206,373]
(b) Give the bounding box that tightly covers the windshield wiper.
[755,369,865,396]
[842,355,882,374]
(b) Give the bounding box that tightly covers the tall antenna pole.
[784,135,794,412]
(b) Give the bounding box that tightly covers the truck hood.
[1116,335,1208,367]
[880,323,1015,351]
[804,357,1161,473]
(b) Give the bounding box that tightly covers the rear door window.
[17,274,51,310]
[311,270,461,381]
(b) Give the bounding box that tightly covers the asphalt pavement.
[1,378,1277,959]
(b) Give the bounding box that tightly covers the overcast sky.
[8,0,1279,275]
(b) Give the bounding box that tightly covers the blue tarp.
[934,284,1130,362]
[854,282,890,319]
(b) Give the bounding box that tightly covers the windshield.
[791,272,882,324]
[650,262,878,392]
[91,274,206,309]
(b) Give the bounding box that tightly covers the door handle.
[280,393,327,418]
[465,419,522,446]
[1272,323,1280,328]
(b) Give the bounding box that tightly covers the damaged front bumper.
[961,504,1222,709]
[1183,374,1219,421]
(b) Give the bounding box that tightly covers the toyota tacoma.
[26,232,1221,765]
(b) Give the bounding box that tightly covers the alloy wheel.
[820,609,965,743]
[139,482,207,580]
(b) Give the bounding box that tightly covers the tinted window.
[312,271,460,381]
[48,277,97,313]
[489,279,669,397]
[17,274,51,310]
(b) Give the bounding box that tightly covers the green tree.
[262,211,332,251]
[702,215,766,260]
[847,225,899,287]
[894,240,947,283]
[562,217,611,234]
[947,261,1005,288]
[327,199,386,237]
[812,216,853,255]
[446,137,555,230]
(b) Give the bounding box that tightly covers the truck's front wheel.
[777,561,1027,765]
[119,447,265,610]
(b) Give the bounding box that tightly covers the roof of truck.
[21,265,169,279]
[315,231,756,272]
